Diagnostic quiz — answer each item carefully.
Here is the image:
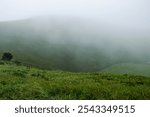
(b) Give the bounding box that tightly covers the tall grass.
[0,63,150,100]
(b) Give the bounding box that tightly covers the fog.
[0,0,149,36]
[0,0,150,71]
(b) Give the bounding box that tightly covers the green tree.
[1,52,13,61]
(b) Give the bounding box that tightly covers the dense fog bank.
[0,16,149,71]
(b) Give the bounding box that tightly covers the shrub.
[1,52,13,61]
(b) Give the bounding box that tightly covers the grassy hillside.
[0,62,150,100]
[0,20,113,72]
[0,17,149,72]
[0,17,150,100]
[102,63,150,77]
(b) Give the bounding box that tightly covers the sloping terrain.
[0,18,112,71]
[0,17,149,72]
[0,62,150,100]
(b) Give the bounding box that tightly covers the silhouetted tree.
[1,52,13,61]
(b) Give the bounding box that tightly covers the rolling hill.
[0,17,150,100]
[0,17,149,72]
[0,17,112,71]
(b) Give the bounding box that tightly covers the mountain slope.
[0,18,114,71]
[0,17,150,71]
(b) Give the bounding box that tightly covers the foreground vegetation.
[0,62,150,100]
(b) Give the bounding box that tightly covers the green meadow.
[0,62,150,100]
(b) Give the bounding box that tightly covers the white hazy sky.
[0,0,150,34]
[0,0,149,21]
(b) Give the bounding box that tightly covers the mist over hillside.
[0,16,150,71]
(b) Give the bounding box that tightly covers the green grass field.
[0,62,150,100]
